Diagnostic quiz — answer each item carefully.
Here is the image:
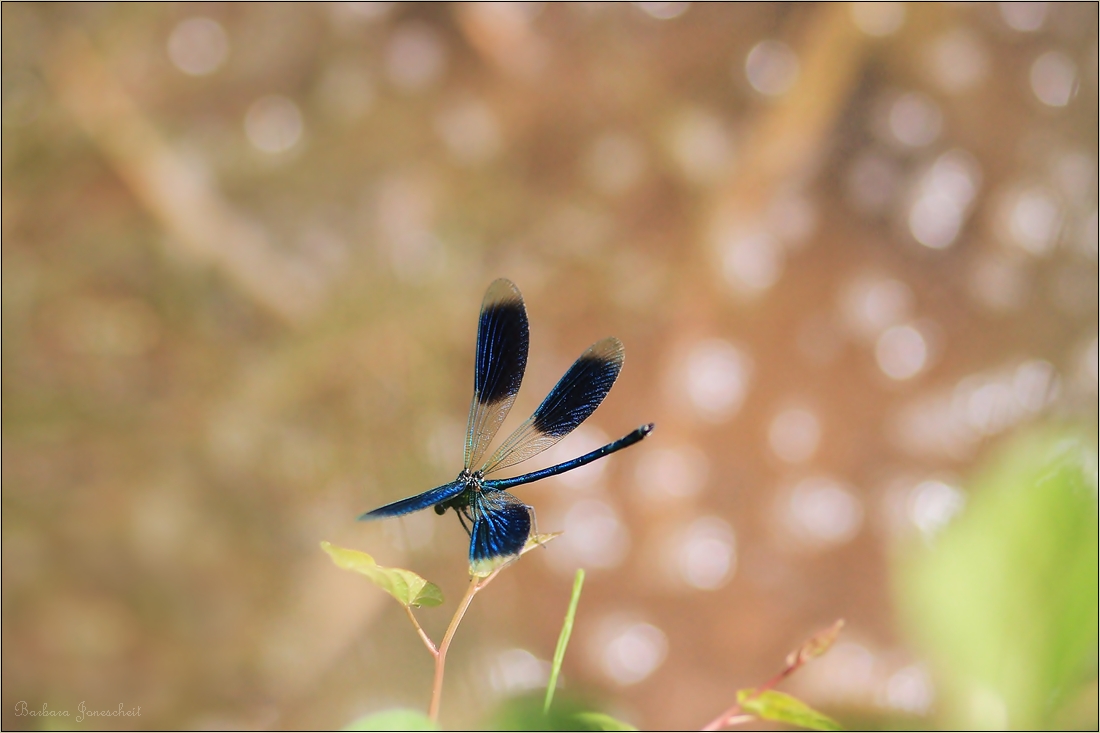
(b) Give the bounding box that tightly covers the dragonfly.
[360,278,653,574]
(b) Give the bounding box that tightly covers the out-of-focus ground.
[2,3,1097,730]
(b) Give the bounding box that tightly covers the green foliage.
[344,708,438,731]
[896,427,1100,729]
[545,568,586,714]
[736,689,841,731]
[321,541,444,608]
[570,711,638,731]
[491,693,635,731]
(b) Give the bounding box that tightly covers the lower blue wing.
[358,481,465,520]
[469,491,531,574]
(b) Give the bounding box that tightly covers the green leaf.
[545,568,585,714]
[343,708,438,731]
[737,689,841,731]
[895,428,1099,729]
[321,541,444,607]
[570,711,638,731]
[491,693,623,731]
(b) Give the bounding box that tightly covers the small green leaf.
[343,708,438,731]
[570,711,638,731]
[545,568,586,714]
[737,689,841,731]
[469,531,563,577]
[321,541,444,607]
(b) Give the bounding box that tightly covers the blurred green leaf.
[491,693,630,731]
[896,428,1099,729]
[545,568,586,714]
[571,711,638,731]
[343,708,437,731]
[737,689,841,731]
[321,541,444,607]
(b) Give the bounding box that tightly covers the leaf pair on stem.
[322,534,566,728]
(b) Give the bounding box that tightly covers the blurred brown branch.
[44,30,320,325]
[707,2,868,242]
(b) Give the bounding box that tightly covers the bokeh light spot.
[925,29,989,94]
[633,2,691,20]
[908,480,965,537]
[787,477,864,547]
[554,499,630,570]
[998,1,1049,32]
[386,22,447,92]
[634,445,710,502]
[244,95,303,153]
[1002,186,1062,255]
[888,92,942,148]
[744,40,799,96]
[719,229,784,295]
[876,324,928,380]
[1030,51,1077,107]
[679,339,753,423]
[667,108,734,185]
[435,98,502,166]
[882,664,934,714]
[849,2,906,37]
[676,516,736,590]
[908,149,981,250]
[167,17,228,76]
[841,275,914,340]
[594,618,669,686]
[488,648,550,694]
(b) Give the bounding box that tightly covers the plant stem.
[404,605,437,656]
[427,569,503,722]
[699,651,801,730]
[702,619,844,730]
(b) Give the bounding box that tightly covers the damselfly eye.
[434,504,447,515]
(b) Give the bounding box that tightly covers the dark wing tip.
[529,338,627,439]
[473,282,530,407]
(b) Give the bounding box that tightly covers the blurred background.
[2,2,1097,730]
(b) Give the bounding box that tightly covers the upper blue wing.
[358,481,465,520]
[480,337,624,474]
[464,279,529,470]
